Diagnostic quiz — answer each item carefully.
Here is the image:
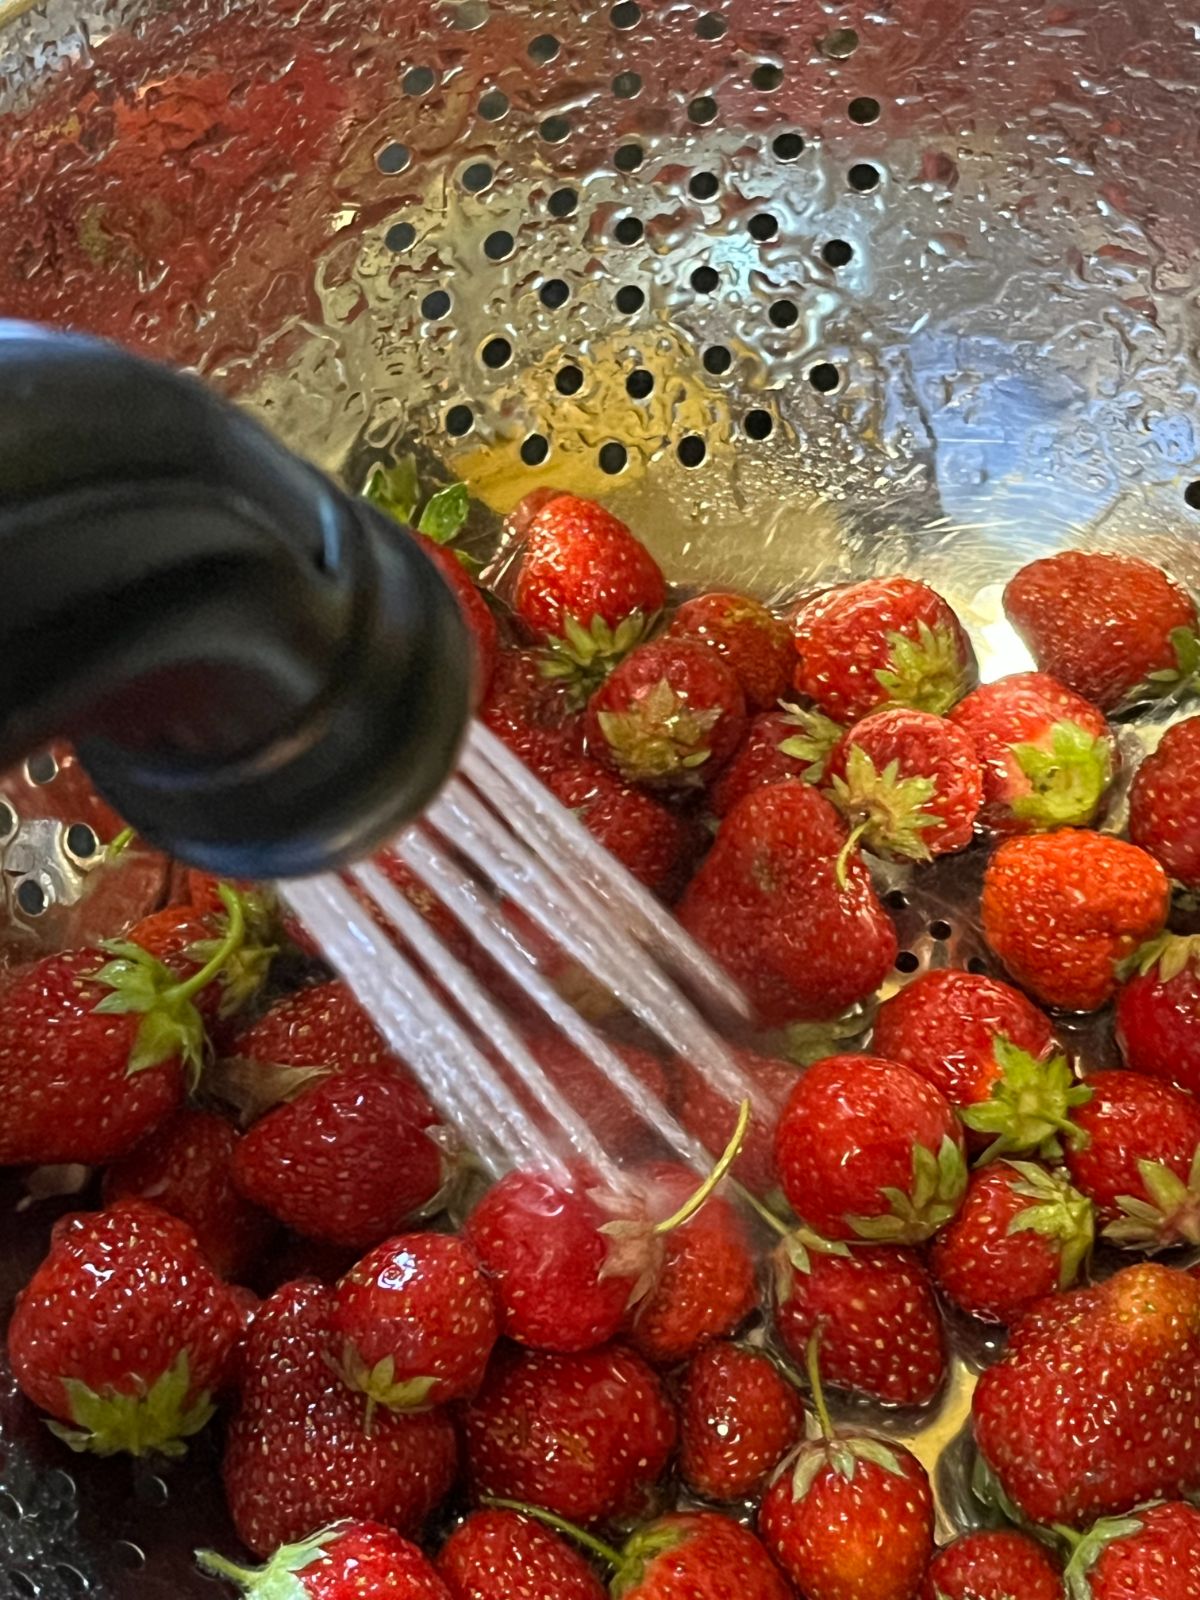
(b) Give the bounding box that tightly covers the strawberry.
[227,978,411,1084]
[972,1261,1200,1525]
[125,890,275,1031]
[791,575,977,723]
[481,647,586,779]
[438,1509,607,1600]
[1063,1069,1200,1251]
[198,1521,453,1600]
[1061,1501,1200,1599]
[773,1240,948,1406]
[930,1162,1094,1324]
[1003,550,1200,712]
[679,1342,805,1501]
[774,1054,967,1242]
[664,592,794,711]
[1116,932,1200,1095]
[918,1529,1063,1600]
[981,831,1169,1012]
[543,758,701,898]
[7,1199,244,1457]
[674,1044,798,1198]
[102,1107,275,1281]
[824,706,982,862]
[465,1342,676,1525]
[231,1067,450,1249]
[596,1511,793,1599]
[1128,716,1200,889]
[223,1279,458,1556]
[709,705,845,817]
[416,530,499,703]
[502,1035,674,1163]
[678,782,899,1026]
[586,640,747,789]
[330,1233,498,1419]
[948,672,1115,835]
[759,1337,935,1598]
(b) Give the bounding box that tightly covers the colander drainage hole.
[744,409,773,440]
[0,1490,22,1521]
[691,265,719,294]
[555,364,584,395]
[967,956,990,975]
[483,230,515,261]
[547,187,577,218]
[445,405,474,437]
[1185,480,1200,510]
[376,142,410,174]
[528,33,559,64]
[385,222,415,253]
[809,362,841,394]
[929,919,953,941]
[688,95,718,125]
[769,300,798,328]
[520,434,550,466]
[823,239,854,267]
[64,823,99,860]
[848,96,881,124]
[599,442,628,474]
[677,435,706,467]
[772,132,804,161]
[25,751,57,785]
[461,161,493,193]
[616,143,645,172]
[895,951,921,974]
[16,880,47,917]
[540,278,570,308]
[540,115,571,143]
[614,216,644,244]
[422,289,451,319]
[749,212,779,241]
[611,0,641,27]
[848,162,881,192]
[689,172,719,200]
[626,369,654,398]
[478,88,509,121]
[751,64,783,92]
[613,71,642,98]
[695,11,726,39]
[885,890,909,910]
[56,1565,88,1595]
[481,336,512,369]
[403,65,436,96]
[0,800,15,841]
[615,285,646,313]
[703,345,732,375]
[113,1542,145,1571]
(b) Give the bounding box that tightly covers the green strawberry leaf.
[847,1436,907,1477]
[782,1000,875,1065]
[1104,1145,1200,1249]
[961,1039,1091,1163]
[333,1344,440,1418]
[1145,626,1200,695]
[875,619,974,716]
[363,456,420,525]
[776,703,846,783]
[1061,1510,1153,1600]
[596,673,722,786]
[50,1351,213,1459]
[829,745,939,862]
[1003,1160,1094,1287]
[1010,720,1114,830]
[847,1134,966,1243]
[1120,930,1200,984]
[417,481,470,544]
[197,1525,352,1599]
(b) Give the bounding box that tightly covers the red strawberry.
[438,1509,607,1600]
[125,890,274,1031]
[1128,715,1200,890]
[930,1162,1094,1324]
[824,706,982,862]
[223,1278,458,1556]
[791,575,977,723]
[198,1521,453,1599]
[774,1054,967,1243]
[919,1529,1063,1600]
[586,640,747,789]
[416,530,499,703]
[679,1342,805,1501]
[232,1068,449,1249]
[465,1342,676,1525]
[481,647,586,779]
[675,1044,798,1198]
[503,1035,674,1162]
[102,1107,275,1281]
[1003,550,1200,712]
[1116,932,1200,1095]
[759,1339,935,1598]
[774,1240,947,1407]
[981,831,1169,1012]
[600,1511,793,1600]
[710,705,845,817]
[543,758,700,898]
[228,978,410,1083]
[1063,1069,1200,1251]
[7,1199,244,1457]
[948,671,1115,834]
[1061,1501,1200,1599]
[665,592,794,711]
[972,1261,1200,1525]
[678,782,899,1026]
[330,1233,498,1418]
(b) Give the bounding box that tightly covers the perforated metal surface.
[2,0,1200,1591]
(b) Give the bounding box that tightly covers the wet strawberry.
[825,706,982,862]
[679,782,898,1026]
[480,647,586,779]
[1061,1501,1200,1600]
[503,1035,674,1163]
[791,575,977,723]
[665,592,794,711]
[679,1342,805,1501]
[775,1054,967,1243]
[543,758,701,898]
[198,1521,453,1599]
[227,979,419,1097]
[1128,715,1200,890]
[1116,932,1200,1095]
[1004,550,1200,711]
[608,1511,793,1599]
[438,1509,607,1600]
[416,530,499,703]
[930,1162,1094,1324]
[586,640,747,789]
[981,830,1169,1012]
[465,1342,676,1525]
[948,671,1115,834]
[125,890,274,1031]
[972,1262,1200,1525]
[675,1044,798,1198]
[919,1529,1063,1600]
[709,705,845,817]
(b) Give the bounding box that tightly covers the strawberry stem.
[481,1497,623,1568]
[106,826,136,860]
[805,1329,836,1444]
[654,1099,751,1235]
[167,884,246,1006]
[834,820,869,890]
[731,1177,791,1238]
[194,1550,255,1585]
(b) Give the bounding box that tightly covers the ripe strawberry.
[948,671,1115,835]
[919,1529,1063,1600]
[1116,932,1200,1095]
[791,575,978,723]
[223,1279,457,1556]
[125,890,275,1031]
[678,782,899,1026]
[600,1511,793,1599]
[228,978,411,1083]
[232,1067,449,1249]
[972,1261,1200,1525]
[438,1509,607,1600]
[465,1342,676,1525]
[774,1241,947,1406]
[675,1044,798,1198]
[679,1342,805,1501]
[502,1035,674,1162]
[930,1162,1094,1324]
[824,706,982,862]
[198,1521,453,1599]
[1003,550,1200,711]
[710,705,845,817]
[586,640,747,789]
[102,1107,275,1281]
[665,592,794,711]
[1061,1501,1200,1599]
[416,530,499,703]
[543,758,700,898]
[1063,1069,1200,1251]
[330,1233,498,1418]
[774,1054,967,1242]
[1128,715,1200,890]
[8,1199,244,1457]
[481,647,586,779]
[981,831,1169,1012]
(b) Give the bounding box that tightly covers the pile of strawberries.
[5,487,1200,1600]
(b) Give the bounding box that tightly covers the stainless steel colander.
[1,0,1199,1591]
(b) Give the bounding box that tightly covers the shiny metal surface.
[1,0,1199,1591]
